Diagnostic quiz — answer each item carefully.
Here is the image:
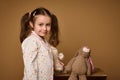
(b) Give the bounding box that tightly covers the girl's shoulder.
[21,35,41,53]
[21,34,38,47]
[24,34,37,42]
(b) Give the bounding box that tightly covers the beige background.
[0,0,120,80]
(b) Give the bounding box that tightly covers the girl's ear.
[29,21,34,28]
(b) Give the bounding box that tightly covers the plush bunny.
[64,46,94,80]
[51,46,64,72]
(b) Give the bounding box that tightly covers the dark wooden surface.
[54,68,107,80]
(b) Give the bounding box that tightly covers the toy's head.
[77,46,91,58]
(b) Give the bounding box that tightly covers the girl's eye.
[46,23,51,26]
[39,23,43,26]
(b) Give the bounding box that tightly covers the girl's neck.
[32,31,46,43]
[40,36,46,42]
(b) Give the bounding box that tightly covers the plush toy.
[64,46,94,80]
[51,46,64,72]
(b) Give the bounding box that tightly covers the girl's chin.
[39,34,47,37]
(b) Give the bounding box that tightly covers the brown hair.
[20,12,32,43]
[49,14,59,47]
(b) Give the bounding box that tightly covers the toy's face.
[81,46,90,58]
[82,52,90,58]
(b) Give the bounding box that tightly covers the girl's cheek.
[48,26,51,31]
[48,29,51,32]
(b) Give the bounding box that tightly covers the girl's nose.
[43,26,47,30]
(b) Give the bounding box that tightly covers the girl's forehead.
[35,15,51,22]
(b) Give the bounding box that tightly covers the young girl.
[20,7,59,80]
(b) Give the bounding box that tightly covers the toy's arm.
[64,57,76,73]
[64,50,80,73]
[86,58,92,75]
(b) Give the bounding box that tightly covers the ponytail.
[20,12,32,43]
[49,14,59,47]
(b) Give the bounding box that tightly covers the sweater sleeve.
[21,37,39,80]
[22,37,38,63]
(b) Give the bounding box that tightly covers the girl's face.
[31,15,51,38]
